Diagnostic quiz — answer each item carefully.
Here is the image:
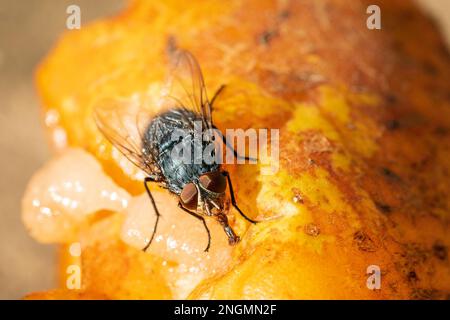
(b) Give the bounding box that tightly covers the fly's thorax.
[144,109,220,194]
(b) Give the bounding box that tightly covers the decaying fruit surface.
[25,0,450,299]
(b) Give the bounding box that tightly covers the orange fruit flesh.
[24,0,450,299]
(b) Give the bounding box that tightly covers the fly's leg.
[216,213,240,245]
[212,124,258,162]
[142,176,161,252]
[178,202,211,252]
[222,171,259,224]
[210,84,226,111]
[209,85,257,162]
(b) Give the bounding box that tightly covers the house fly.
[94,49,257,252]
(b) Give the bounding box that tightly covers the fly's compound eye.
[199,171,227,194]
[180,183,198,210]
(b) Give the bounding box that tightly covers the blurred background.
[0,0,124,299]
[0,0,448,299]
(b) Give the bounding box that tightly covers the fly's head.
[179,171,240,246]
[179,171,228,215]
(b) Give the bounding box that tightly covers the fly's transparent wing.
[94,97,163,177]
[94,50,212,178]
[162,49,213,128]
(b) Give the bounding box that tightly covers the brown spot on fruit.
[433,242,448,261]
[385,93,398,105]
[292,188,304,204]
[375,201,392,214]
[381,167,401,182]
[407,270,419,283]
[386,119,400,131]
[259,30,278,45]
[410,288,440,300]
[353,231,377,252]
[304,223,320,237]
